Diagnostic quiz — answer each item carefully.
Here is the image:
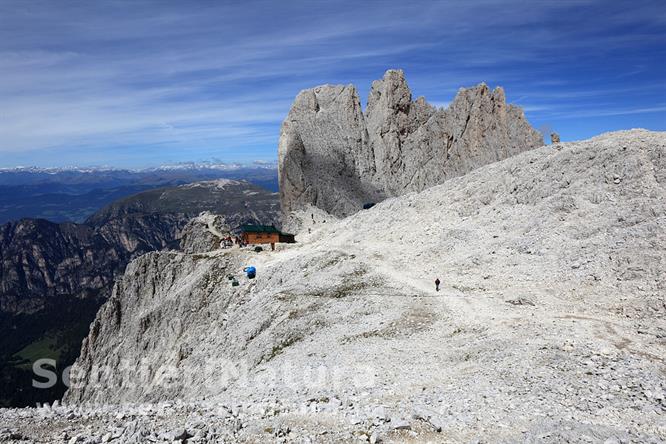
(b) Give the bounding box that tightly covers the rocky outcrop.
[179,212,229,254]
[279,69,543,217]
[59,131,666,444]
[278,85,382,218]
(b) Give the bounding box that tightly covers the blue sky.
[0,0,664,168]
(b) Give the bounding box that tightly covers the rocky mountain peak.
[366,69,413,115]
[278,83,373,218]
[278,69,544,220]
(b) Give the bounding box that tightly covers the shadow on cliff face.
[283,149,386,218]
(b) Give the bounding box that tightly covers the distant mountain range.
[0,164,278,224]
[0,179,280,407]
[0,160,278,174]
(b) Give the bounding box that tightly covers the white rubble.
[1,130,665,443]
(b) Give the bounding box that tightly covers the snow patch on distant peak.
[179,179,244,190]
[153,162,243,171]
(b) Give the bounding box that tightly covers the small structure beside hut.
[237,224,295,250]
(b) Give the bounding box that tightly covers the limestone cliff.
[278,85,382,218]
[279,69,543,217]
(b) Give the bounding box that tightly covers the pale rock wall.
[279,69,544,218]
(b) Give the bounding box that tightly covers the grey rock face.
[179,212,230,254]
[363,69,437,195]
[278,85,382,218]
[179,218,221,254]
[279,69,543,217]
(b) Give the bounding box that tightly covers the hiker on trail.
[435,278,441,292]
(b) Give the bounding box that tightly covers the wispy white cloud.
[0,0,664,167]
[543,105,666,119]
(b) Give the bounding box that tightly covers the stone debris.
[1,130,665,442]
[391,418,411,430]
[506,297,535,306]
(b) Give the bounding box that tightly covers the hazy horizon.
[0,158,278,171]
